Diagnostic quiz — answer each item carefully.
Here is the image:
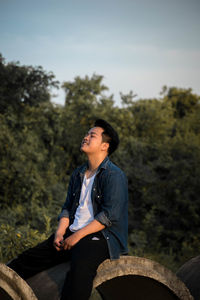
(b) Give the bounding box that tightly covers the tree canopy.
[0,54,200,272]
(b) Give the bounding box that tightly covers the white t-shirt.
[69,173,96,232]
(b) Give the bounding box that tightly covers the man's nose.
[83,134,89,142]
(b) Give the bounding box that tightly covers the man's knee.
[71,257,97,281]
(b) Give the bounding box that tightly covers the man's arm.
[54,217,69,251]
[54,171,76,251]
[57,171,76,221]
[62,219,105,250]
[95,170,128,227]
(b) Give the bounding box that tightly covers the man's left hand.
[63,231,82,250]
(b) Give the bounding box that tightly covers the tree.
[62,74,108,107]
[162,86,200,118]
[0,53,59,113]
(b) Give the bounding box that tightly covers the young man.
[8,119,128,300]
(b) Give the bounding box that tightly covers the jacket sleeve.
[57,172,75,221]
[94,170,128,227]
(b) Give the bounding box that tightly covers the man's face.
[81,127,108,155]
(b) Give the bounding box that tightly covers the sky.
[0,0,200,106]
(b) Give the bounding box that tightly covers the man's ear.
[102,142,109,152]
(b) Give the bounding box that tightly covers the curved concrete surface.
[94,256,193,300]
[0,263,37,300]
[177,255,200,300]
[0,256,193,300]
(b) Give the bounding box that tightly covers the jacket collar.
[79,156,110,177]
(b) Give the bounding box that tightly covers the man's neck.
[87,154,108,172]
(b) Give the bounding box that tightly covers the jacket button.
[93,188,96,191]
[76,203,78,206]
[73,193,75,196]
[106,237,109,240]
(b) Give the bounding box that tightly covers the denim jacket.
[58,156,128,260]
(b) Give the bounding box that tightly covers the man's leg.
[60,231,109,300]
[7,234,71,279]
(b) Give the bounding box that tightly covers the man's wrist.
[55,231,64,238]
[75,229,85,239]
[55,227,67,237]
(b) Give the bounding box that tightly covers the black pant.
[7,230,109,300]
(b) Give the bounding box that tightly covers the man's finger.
[63,243,68,250]
[54,241,62,251]
[63,243,71,250]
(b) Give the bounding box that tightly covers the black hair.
[94,119,119,155]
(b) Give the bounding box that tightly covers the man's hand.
[53,217,69,251]
[54,219,105,251]
[54,233,64,251]
[63,231,82,250]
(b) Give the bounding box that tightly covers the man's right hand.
[53,233,64,251]
[53,217,69,251]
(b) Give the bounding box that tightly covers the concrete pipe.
[177,255,200,300]
[0,256,193,300]
[0,262,37,300]
[93,256,193,300]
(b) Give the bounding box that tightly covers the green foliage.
[0,53,59,113]
[0,54,200,272]
[0,215,51,263]
[162,86,200,118]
